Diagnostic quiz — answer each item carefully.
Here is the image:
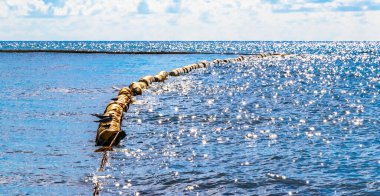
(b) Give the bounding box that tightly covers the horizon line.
[1,40,380,42]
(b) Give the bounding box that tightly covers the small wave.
[266,173,310,186]
[45,87,93,94]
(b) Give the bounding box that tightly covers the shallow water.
[0,42,380,195]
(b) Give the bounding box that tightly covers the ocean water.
[0,41,379,195]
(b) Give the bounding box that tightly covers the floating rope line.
[93,182,100,196]
[98,151,108,172]
[91,53,286,195]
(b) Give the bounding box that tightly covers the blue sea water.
[0,41,379,195]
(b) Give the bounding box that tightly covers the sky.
[0,0,380,41]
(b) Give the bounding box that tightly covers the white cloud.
[0,0,379,40]
[2,0,50,16]
[0,1,10,17]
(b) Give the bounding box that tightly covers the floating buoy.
[129,82,147,95]
[139,76,156,86]
[118,87,133,96]
[154,71,169,82]
[96,97,131,146]
[158,70,169,78]
[198,61,208,68]
[154,74,165,82]
[212,59,221,64]
[169,68,182,76]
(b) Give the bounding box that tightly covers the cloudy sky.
[0,0,379,41]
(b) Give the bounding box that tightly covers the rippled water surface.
[1,42,380,195]
[1,41,379,54]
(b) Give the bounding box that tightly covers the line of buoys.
[92,53,287,195]
[92,70,171,195]
[154,71,169,82]
[94,71,170,151]
[212,53,285,64]
[169,61,210,76]
[211,55,250,64]
[95,53,284,148]
[94,53,285,149]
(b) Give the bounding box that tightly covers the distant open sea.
[0,41,379,195]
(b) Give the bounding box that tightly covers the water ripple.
[94,52,380,195]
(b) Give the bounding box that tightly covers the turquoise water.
[0,42,379,195]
